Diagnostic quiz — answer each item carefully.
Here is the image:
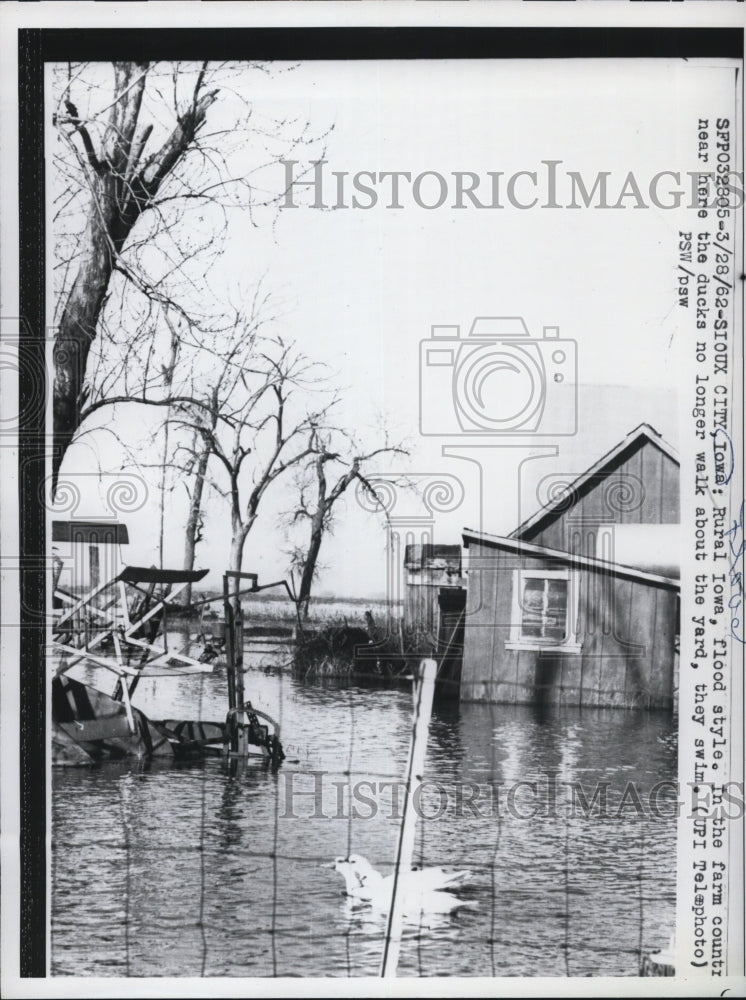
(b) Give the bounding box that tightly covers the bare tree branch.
[52,60,329,493]
[282,427,409,617]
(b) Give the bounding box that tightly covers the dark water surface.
[52,653,677,977]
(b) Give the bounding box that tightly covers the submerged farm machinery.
[51,521,285,767]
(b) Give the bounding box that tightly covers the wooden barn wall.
[405,585,440,635]
[461,540,678,709]
[522,441,679,552]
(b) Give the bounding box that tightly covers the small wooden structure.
[435,587,466,700]
[460,424,681,709]
[403,543,465,637]
[52,519,129,593]
[51,521,285,765]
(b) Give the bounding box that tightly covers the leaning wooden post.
[380,658,437,978]
[234,599,245,709]
[223,572,236,713]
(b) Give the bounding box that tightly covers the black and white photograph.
[0,3,744,996]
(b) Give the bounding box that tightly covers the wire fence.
[50,646,678,979]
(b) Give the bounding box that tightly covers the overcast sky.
[52,57,732,597]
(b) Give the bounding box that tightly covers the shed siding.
[405,584,439,636]
[521,441,680,552]
[461,538,677,709]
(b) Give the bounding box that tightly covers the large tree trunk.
[54,63,149,489]
[54,204,117,477]
[297,506,326,619]
[53,62,218,492]
[228,506,259,615]
[229,529,245,576]
[228,526,249,619]
[181,442,210,606]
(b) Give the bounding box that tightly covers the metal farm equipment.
[51,521,285,766]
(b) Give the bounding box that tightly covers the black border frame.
[17,25,743,979]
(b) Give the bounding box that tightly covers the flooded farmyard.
[52,646,677,978]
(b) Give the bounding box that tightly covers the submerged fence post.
[223,570,256,757]
[234,611,245,708]
[223,574,236,713]
[380,657,437,978]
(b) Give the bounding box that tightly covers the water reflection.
[52,653,676,978]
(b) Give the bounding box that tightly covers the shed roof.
[510,422,679,541]
[462,527,680,590]
[52,521,129,545]
[404,543,462,572]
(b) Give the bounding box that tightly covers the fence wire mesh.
[50,640,677,979]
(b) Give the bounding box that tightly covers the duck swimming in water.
[331,853,474,915]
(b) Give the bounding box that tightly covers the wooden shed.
[52,520,129,595]
[403,543,465,637]
[460,424,680,710]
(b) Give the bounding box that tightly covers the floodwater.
[52,648,677,978]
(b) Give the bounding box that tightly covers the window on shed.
[508,568,581,653]
[520,576,569,641]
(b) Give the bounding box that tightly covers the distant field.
[196,591,400,627]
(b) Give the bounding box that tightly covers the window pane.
[544,579,568,639]
[523,577,544,599]
[519,576,569,641]
[546,580,568,626]
[543,621,566,641]
[520,578,544,637]
[521,620,544,637]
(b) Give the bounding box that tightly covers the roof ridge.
[510,423,679,540]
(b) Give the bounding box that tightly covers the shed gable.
[515,432,679,552]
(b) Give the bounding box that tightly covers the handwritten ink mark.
[711,428,735,486]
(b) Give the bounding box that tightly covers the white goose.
[331,853,474,915]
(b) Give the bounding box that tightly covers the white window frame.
[505,567,582,654]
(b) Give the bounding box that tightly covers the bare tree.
[52,60,327,490]
[285,429,408,618]
[170,329,336,607]
[180,427,212,602]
